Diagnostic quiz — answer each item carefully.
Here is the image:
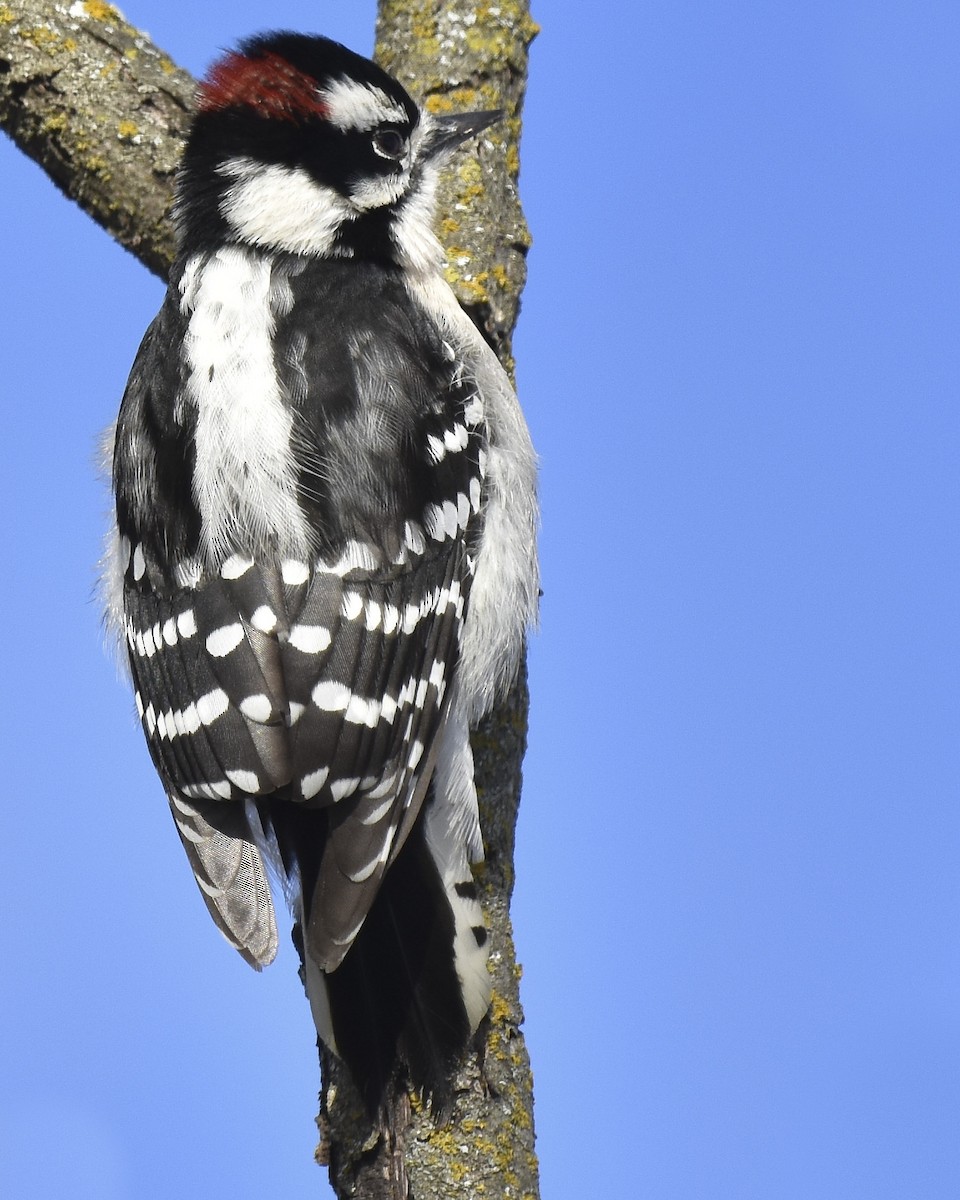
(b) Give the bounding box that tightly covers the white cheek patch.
[349,171,408,212]
[218,157,355,256]
[320,76,407,132]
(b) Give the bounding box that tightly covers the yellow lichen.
[445,269,489,304]
[117,119,139,140]
[80,152,111,181]
[0,7,15,26]
[464,26,512,60]
[18,26,61,51]
[507,1094,533,1130]
[424,1125,459,1155]
[489,988,512,1026]
[425,94,454,115]
[456,158,485,196]
[83,0,121,21]
[405,9,440,59]
[41,112,68,135]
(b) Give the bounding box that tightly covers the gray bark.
[0,3,540,1196]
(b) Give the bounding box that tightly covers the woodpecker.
[104,32,538,1106]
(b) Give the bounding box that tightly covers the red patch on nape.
[197,51,329,121]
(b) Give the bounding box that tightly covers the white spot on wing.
[174,558,202,589]
[289,624,332,653]
[196,688,229,725]
[463,394,483,426]
[345,695,381,727]
[282,558,310,586]
[404,521,425,556]
[330,776,360,802]
[347,853,383,884]
[364,771,398,801]
[226,768,260,793]
[182,780,232,800]
[301,766,329,800]
[180,703,200,734]
[425,504,446,542]
[444,423,468,453]
[324,540,380,576]
[442,500,459,539]
[382,604,400,635]
[250,605,277,633]
[177,609,198,638]
[206,623,245,657]
[396,677,416,710]
[312,681,352,711]
[240,694,272,722]
[341,592,363,621]
[221,554,254,579]
[141,625,156,657]
[359,795,395,825]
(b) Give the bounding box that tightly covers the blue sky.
[2,2,959,1197]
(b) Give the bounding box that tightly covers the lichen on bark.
[0,0,192,276]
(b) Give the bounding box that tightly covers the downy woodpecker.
[106,31,538,1106]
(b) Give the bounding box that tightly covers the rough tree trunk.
[0,3,540,1196]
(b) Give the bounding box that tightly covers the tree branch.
[0,0,191,276]
[1,3,540,1196]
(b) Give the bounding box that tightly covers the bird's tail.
[264,793,490,1111]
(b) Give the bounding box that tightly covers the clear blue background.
[2,2,959,1197]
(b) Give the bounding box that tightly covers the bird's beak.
[424,110,503,158]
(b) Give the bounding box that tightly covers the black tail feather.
[263,799,471,1111]
[324,821,471,1110]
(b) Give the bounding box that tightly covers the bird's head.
[174,32,501,264]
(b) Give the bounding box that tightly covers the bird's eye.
[372,128,407,160]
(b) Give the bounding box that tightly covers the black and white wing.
[112,258,486,980]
